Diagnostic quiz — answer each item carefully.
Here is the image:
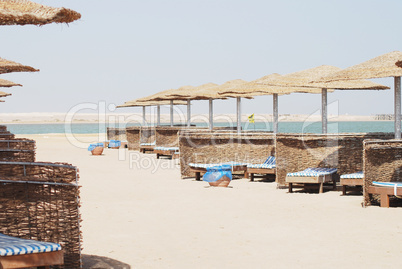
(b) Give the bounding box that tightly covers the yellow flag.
[248,113,255,123]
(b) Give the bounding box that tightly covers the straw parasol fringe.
[0,57,38,74]
[116,99,187,108]
[0,91,11,97]
[0,78,21,87]
[0,0,81,25]
[317,51,402,82]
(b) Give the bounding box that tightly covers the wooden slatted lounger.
[340,171,363,195]
[154,146,179,159]
[368,181,402,208]
[0,233,63,269]
[246,156,276,181]
[139,142,156,153]
[286,168,338,194]
[189,162,248,181]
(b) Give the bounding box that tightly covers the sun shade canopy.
[0,0,81,25]
[0,57,38,74]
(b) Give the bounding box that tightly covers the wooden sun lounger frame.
[367,185,402,208]
[340,177,363,195]
[154,148,179,159]
[0,249,63,269]
[139,145,155,153]
[286,174,337,194]
[190,164,248,181]
[246,167,276,181]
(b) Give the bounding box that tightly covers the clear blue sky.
[0,0,401,116]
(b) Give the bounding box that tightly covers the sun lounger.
[188,161,248,181]
[0,233,63,268]
[286,168,338,193]
[139,142,156,153]
[367,181,402,208]
[246,156,276,181]
[154,146,179,159]
[340,171,363,195]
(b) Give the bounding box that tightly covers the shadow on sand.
[82,254,131,269]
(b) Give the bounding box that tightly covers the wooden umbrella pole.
[142,106,146,126]
[322,88,328,134]
[187,100,191,128]
[273,93,278,133]
[395,76,401,139]
[170,100,173,127]
[157,105,161,126]
[237,97,241,134]
[209,99,213,130]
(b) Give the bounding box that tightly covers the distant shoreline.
[0,112,394,124]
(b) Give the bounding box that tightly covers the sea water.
[4,121,396,135]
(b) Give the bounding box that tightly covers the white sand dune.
[19,133,402,268]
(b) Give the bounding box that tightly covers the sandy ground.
[17,133,402,269]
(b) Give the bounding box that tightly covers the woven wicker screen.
[0,161,81,268]
[140,126,156,144]
[126,126,141,150]
[179,131,275,178]
[155,127,184,147]
[275,133,394,186]
[0,139,35,150]
[363,140,402,207]
[107,127,127,142]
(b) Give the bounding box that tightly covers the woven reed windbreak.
[0,162,81,268]
[126,126,141,150]
[155,127,182,147]
[0,125,7,132]
[179,131,275,178]
[0,149,35,162]
[0,139,36,150]
[0,131,15,140]
[275,133,393,186]
[363,140,402,206]
[107,127,127,142]
[140,126,155,144]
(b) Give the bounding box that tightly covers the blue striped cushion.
[247,156,276,169]
[189,161,247,169]
[140,142,156,146]
[373,181,402,187]
[340,172,363,179]
[0,233,61,256]
[287,168,337,177]
[154,146,179,151]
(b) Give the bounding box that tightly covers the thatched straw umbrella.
[0,57,38,74]
[316,51,402,138]
[117,99,187,126]
[256,65,388,133]
[217,74,328,133]
[0,91,11,97]
[0,0,81,25]
[0,78,21,87]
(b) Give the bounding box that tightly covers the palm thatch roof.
[318,51,402,82]
[0,57,38,74]
[0,91,11,97]
[258,65,389,90]
[0,0,81,25]
[116,99,187,108]
[0,78,21,87]
[188,79,253,100]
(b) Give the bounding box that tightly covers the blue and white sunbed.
[0,233,63,268]
[286,168,338,193]
[246,156,276,181]
[340,171,364,195]
[368,181,402,207]
[188,161,248,181]
[139,141,156,153]
[154,146,179,159]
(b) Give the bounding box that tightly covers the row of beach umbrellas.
[0,0,81,101]
[119,51,402,138]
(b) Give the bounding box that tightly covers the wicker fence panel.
[363,140,402,206]
[0,149,35,162]
[155,127,182,147]
[126,127,141,150]
[0,125,7,132]
[107,127,127,142]
[0,132,15,140]
[140,127,155,144]
[0,162,81,269]
[0,139,36,151]
[276,133,393,186]
[179,131,275,178]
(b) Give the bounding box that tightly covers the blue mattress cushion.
[247,156,276,169]
[0,233,61,256]
[287,168,337,177]
[340,171,363,179]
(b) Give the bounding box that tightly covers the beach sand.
[18,133,402,268]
